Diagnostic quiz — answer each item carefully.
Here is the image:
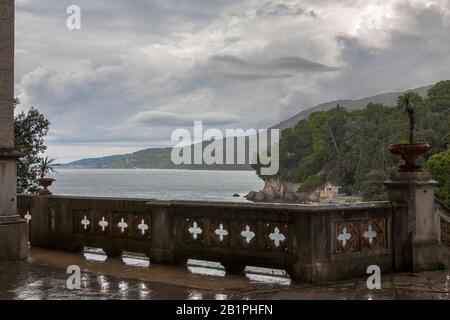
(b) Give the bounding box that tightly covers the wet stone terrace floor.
[0,247,449,300]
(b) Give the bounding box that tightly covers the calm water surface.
[49,169,264,201]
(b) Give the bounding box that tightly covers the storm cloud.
[14,0,450,162]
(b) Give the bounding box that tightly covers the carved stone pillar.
[386,171,444,272]
[0,0,28,260]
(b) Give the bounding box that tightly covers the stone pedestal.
[0,150,28,260]
[0,0,28,261]
[385,171,444,272]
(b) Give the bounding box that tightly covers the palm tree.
[37,156,57,179]
[400,92,415,143]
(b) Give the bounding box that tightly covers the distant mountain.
[64,83,432,169]
[271,84,431,129]
[65,142,252,170]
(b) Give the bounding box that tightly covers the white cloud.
[14,0,450,162]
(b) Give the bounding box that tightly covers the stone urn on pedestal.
[36,156,57,196]
[389,93,430,172]
[385,92,443,272]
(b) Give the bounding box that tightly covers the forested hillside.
[254,80,450,204]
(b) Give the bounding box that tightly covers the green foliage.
[14,99,50,194]
[427,80,450,112]
[255,81,450,200]
[298,175,325,193]
[362,170,388,201]
[427,148,450,206]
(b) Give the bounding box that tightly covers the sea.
[48,169,264,201]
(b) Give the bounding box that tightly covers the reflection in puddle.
[188,291,204,300]
[97,275,110,294]
[81,274,90,288]
[14,280,45,300]
[83,247,108,262]
[215,294,228,300]
[244,266,292,285]
[118,281,129,299]
[122,252,150,267]
[187,259,226,277]
[139,283,152,299]
[119,281,128,291]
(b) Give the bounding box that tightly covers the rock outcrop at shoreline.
[245,177,319,203]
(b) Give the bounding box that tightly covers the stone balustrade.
[18,195,398,282]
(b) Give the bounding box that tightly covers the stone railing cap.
[145,198,392,213]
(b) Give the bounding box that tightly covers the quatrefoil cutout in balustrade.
[334,221,360,254]
[241,225,256,244]
[137,219,149,235]
[361,219,386,250]
[98,216,109,232]
[81,215,90,230]
[263,223,289,250]
[24,211,32,224]
[188,221,203,240]
[117,218,128,233]
[269,227,286,248]
[214,223,229,241]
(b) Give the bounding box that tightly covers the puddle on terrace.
[139,282,152,299]
[187,289,228,300]
[83,247,108,262]
[97,275,110,294]
[121,252,150,268]
[186,259,292,286]
[187,291,204,300]
[244,266,292,286]
[187,259,226,277]
[82,249,290,286]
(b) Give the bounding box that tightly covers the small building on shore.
[319,181,341,199]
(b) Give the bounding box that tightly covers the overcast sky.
[14,0,450,163]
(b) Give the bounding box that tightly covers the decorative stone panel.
[73,210,151,241]
[209,219,230,247]
[361,219,387,250]
[183,217,206,244]
[112,214,131,238]
[74,210,91,234]
[92,212,111,235]
[334,221,360,254]
[175,217,293,251]
[334,218,389,255]
[263,222,289,251]
[236,221,257,249]
[132,214,151,240]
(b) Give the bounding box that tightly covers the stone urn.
[37,177,55,196]
[389,142,430,172]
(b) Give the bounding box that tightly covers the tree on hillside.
[427,148,450,206]
[427,80,450,113]
[14,99,50,194]
[362,170,388,201]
